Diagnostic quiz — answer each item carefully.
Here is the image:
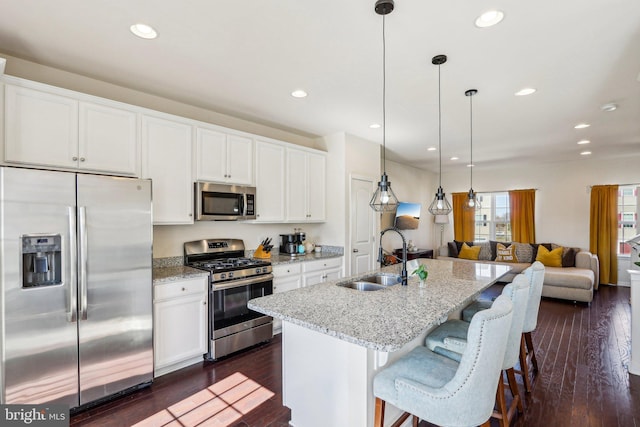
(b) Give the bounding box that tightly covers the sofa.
[440,240,600,303]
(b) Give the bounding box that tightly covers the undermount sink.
[340,281,387,291]
[337,273,402,291]
[358,273,402,286]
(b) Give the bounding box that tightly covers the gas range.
[184,239,272,284]
[183,238,274,361]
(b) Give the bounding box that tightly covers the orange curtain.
[509,189,536,243]
[453,192,475,241]
[590,185,618,285]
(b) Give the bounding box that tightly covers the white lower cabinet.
[153,276,208,377]
[272,263,302,334]
[302,257,343,287]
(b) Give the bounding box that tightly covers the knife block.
[253,244,271,259]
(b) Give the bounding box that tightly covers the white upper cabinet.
[79,102,138,175]
[4,84,139,176]
[5,85,79,169]
[195,126,253,185]
[254,140,285,222]
[142,114,194,225]
[286,147,326,222]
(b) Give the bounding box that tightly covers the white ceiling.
[1,0,639,173]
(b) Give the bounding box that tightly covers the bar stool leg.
[506,368,524,413]
[524,331,539,373]
[374,397,385,427]
[518,334,533,393]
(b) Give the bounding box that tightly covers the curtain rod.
[474,188,538,194]
[588,183,640,188]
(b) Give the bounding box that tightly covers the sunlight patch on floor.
[133,372,275,427]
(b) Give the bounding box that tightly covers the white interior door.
[350,176,376,275]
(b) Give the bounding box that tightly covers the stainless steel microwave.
[195,182,256,221]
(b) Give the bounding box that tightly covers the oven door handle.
[213,273,274,291]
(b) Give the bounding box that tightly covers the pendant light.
[428,55,452,216]
[464,88,481,210]
[369,0,399,212]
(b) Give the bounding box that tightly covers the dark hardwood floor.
[72,284,639,427]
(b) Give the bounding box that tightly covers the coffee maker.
[279,230,306,255]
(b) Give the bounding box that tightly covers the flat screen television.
[394,202,421,230]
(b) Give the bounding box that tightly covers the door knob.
[352,249,359,253]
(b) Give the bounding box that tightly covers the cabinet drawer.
[154,277,207,301]
[302,257,343,273]
[273,263,302,277]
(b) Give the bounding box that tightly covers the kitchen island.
[249,258,511,427]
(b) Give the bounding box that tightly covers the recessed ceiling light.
[574,123,590,129]
[130,23,158,39]
[475,10,504,28]
[369,123,381,129]
[291,89,308,98]
[450,156,459,161]
[515,88,536,96]
[580,151,592,156]
[577,140,591,145]
[601,103,617,112]
[427,147,437,151]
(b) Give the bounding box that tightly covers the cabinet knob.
[353,249,359,253]
[72,156,78,161]
[80,157,85,162]
[203,301,207,305]
[182,287,186,291]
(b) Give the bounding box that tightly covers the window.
[474,192,512,242]
[618,185,639,255]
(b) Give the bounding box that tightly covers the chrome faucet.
[378,227,408,286]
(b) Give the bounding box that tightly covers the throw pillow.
[513,242,534,263]
[495,243,519,263]
[551,243,579,267]
[454,240,473,254]
[459,243,481,260]
[490,240,511,260]
[448,241,459,258]
[477,241,492,261]
[530,243,552,260]
[536,245,563,267]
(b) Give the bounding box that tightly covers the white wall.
[379,160,437,254]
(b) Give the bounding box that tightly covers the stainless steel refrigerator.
[0,166,153,410]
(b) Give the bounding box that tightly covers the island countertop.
[248,258,511,352]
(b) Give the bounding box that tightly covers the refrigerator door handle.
[79,206,88,320]
[67,206,78,323]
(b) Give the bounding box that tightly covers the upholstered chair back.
[501,274,530,369]
[522,261,545,333]
[409,294,513,425]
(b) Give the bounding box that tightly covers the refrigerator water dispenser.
[21,234,62,288]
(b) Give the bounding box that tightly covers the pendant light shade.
[464,89,481,211]
[369,0,399,212]
[428,54,452,216]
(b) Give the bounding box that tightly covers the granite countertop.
[248,259,511,352]
[152,266,210,285]
[268,251,343,266]
[152,249,343,284]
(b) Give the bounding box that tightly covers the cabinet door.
[286,148,308,221]
[254,140,285,222]
[324,267,342,282]
[306,152,326,221]
[4,85,78,169]
[226,134,253,185]
[79,102,139,175]
[195,127,227,182]
[142,115,193,224]
[154,293,207,371]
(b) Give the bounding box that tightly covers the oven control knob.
[220,273,226,279]
[256,268,262,274]
[229,272,234,278]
